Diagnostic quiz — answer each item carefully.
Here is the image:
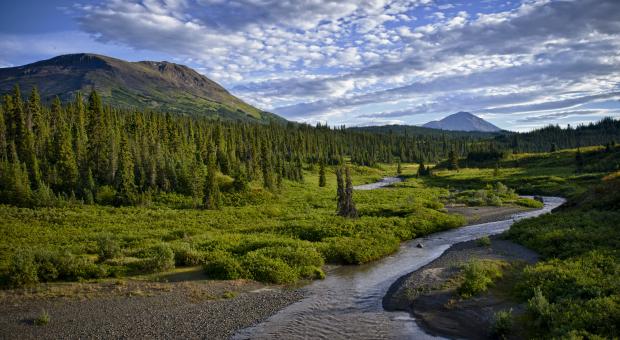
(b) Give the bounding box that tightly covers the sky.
[1,0,620,131]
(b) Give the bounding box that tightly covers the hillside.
[0,53,283,123]
[423,112,502,132]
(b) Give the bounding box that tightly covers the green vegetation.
[426,146,620,339]
[445,182,541,207]
[489,309,513,339]
[0,163,465,286]
[505,177,620,339]
[476,236,491,247]
[456,259,508,298]
[34,309,50,326]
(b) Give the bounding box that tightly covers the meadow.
[1,163,467,287]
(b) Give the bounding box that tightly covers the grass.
[34,309,50,326]
[0,163,464,286]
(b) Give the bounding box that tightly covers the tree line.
[1,84,618,208]
[0,85,489,208]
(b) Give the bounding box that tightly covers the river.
[233,177,565,339]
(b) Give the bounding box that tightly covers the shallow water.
[233,183,565,340]
[353,176,403,190]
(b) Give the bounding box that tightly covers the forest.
[1,84,619,209]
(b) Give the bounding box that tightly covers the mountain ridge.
[422,112,501,132]
[0,53,283,123]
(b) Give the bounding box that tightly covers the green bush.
[7,249,38,287]
[203,251,247,280]
[171,243,204,266]
[457,260,506,298]
[241,252,298,284]
[6,249,107,287]
[97,234,121,261]
[145,243,175,272]
[95,186,116,205]
[490,309,513,339]
[477,236,491,247]
[515,197,544,208]
[34,309,50,326]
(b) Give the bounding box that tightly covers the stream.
[233,177,565,339]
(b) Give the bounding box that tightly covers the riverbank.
[0,276,304,339]
[383,233,539,339]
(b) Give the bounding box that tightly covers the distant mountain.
[422,112,501,132]
[350,124,500,138]
[0,53,283,123]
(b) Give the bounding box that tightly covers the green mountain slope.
[0,53,283,123]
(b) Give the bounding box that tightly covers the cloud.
[29,0,620,129]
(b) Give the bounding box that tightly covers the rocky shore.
[383,234,538,339]
[0,278,304,339]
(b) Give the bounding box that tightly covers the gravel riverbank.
[383,234,539,339]
[0,279,304,339]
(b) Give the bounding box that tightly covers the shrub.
[34,309,50,326]
[203,251,247,280]
[515,197,544,208]
[97,234,121,261]
[241,252,298,284]
[7,249,38,287]
[146,243,175,272]
[527,286,552,329]
[477,236,491,247]
[95,185,116,205]
[490,309,513,339]
[457,260,506,298]
[171,243,204,266]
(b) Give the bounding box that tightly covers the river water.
[233,178,565,340]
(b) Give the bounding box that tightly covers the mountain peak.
[0,53,284,123]
[422,112,501,132]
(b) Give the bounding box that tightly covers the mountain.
[422,112,502,132]
[0,53,283,123]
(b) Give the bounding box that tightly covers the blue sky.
[1,0,620,131]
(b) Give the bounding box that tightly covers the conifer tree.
[203,147,221,209]
[318,160,326,187]
[447,150,459,171]
[260,142,274,190]
[575,148,584,172]
[335,167,345,215]
[115,134,136,205]
[50,97,78,193]
[417,162,426,177]
[343,166,358,218]
[10,85,40,187]
[397,159,402,175]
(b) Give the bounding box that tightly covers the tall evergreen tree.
[260,142,274,190]
[203,147,221,209]
[318,160,326,187]
[447,150,459,171]
[51,97,78,193]
[115,134,136,205]
[335,167,345,215]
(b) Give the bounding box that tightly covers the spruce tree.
[343,166,358,218]
[447,150,459,171]
[336,166,345,215]
[417,162,426,177]
[260,142,274,190]
[203,147,221,209]
[318,160,326,187]
[51,97,78,193]
[396,159,402,175]
[575,148,584,172]
[115,134,136,205]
